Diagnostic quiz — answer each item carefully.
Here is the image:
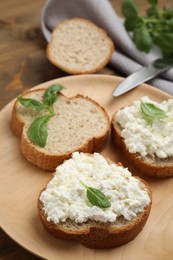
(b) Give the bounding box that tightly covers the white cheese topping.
[116,96,173,159]
[40,152,150,224]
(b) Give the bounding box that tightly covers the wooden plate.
[0,75,173,259]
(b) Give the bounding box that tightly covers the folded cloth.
[41,0,173,95]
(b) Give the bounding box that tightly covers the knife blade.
[112,58,173,97]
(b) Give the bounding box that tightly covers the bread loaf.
[111,96,173,178]
[11,87,110,171]
[47,18,114,74]
[38,152,152,249]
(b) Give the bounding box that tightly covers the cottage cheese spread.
[40,152,150,224]
[116,96,173,159]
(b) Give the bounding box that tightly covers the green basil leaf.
[166,18,173,27]
[140,100,167,124]
[147,0,158,7]
[87,187,111,208]
[153,58,173,69]
[133,25,152,53]
[43,84,64,107]
[124,16,144,31]
[146,6,158,17]
[154,33,173,52]
[163,9,173,20]
[80,181,111,208]
[122,0,138,18]
[17,97,45,113]
[27,115,52,147]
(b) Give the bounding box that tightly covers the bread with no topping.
[111,110,173,178]
[11,88,110,171]
[38,154,152,249]
[47,18,114,74]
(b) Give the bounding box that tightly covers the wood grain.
[1,0,172,110]
[0,0,172,259]
[0,75,173,260]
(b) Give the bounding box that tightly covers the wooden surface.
[0,75,173,260]
[0,0,172,259]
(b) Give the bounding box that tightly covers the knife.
[112,58,173,97]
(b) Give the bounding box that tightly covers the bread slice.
[47,18,114,74]
[11,88,110,171]
[38,153,152,249]
[111,111,173,178]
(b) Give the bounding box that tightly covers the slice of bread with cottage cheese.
[47,18,114,74]
[38,152,152,249]
[111,96,173,178]
[11,88,110,171]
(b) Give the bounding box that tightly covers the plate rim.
[0,74,172,115]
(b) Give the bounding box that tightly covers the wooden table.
[0,0,171,259]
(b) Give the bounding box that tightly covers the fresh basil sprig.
[140,100,167,123]
[18,84,64,147]
[122,0,173,57]
[80,180,111,208]
[17,84,64,114]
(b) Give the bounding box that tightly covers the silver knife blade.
[112,59,173,97]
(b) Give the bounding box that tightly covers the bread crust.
[111,112,173,178]
[11,88,110,171]
[47,18,114,74]
[37,159,152,249]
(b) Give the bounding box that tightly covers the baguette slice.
[11,88,110,171]
[111,111,173,178]
[47,18,114,74]
[38,153,152,249]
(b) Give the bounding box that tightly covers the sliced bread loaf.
[11,87,110,171]
[111,97,173,178]
[38,152,152,249]
[47,18,114,74]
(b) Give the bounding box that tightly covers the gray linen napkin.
[41,0,173,95]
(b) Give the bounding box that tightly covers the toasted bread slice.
[38,153,152,249]
[111,109,173,178]
[11,88,110,171]
[47,18,114,74]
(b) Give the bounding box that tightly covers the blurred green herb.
[122,0,173,57]
[153,58,173,69]
[18,84,64,147]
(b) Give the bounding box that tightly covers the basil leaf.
[17,97,45,113]
[80,181,111,208]
[147,0,158,7]
[133,25,152,53]
[122,0,138,18]
[87,187,111,208]
[27,115,52,147]
[124,16,144,31]
[43,84,64,107]
[140,100,167,124]
[153,58,173,69]
[146,6,158,17]
[154,33,173,53]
